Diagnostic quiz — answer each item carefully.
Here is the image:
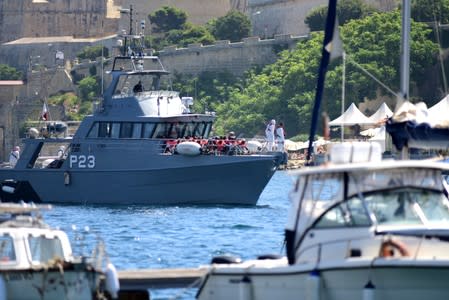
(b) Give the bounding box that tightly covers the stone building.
[0,81,25,160]
[0,0,121,44]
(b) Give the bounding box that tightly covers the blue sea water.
[41,170,295,299]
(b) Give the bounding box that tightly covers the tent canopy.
[368,103,393,124]
[329,103,374,126]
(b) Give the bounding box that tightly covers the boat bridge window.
[315,198,371,228]
[363,188,449,225]
[87,121,211,139]
[28,235,64,264]
[0,235,16,262]
[113,74,171,97]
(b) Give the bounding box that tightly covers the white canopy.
[428,94,449,127]
[329,103,373,126]
[368,103,393,124]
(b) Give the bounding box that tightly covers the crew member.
[265,119,276,151]
[276,122,286,152]
[9,146,20,167]
[133,80,143,93]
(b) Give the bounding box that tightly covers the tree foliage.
[149,6,188,33]
[78,76,100,101]
[305,0,377,32]
[77,45,109,60]
[211,9,438,138]
[209,10,251,42]
[0,64,22,80]
[411,0,449,23]
[166,23,215,47]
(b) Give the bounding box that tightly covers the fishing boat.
[0,16,281,205]
[196,1,449,299]
[0,202,118,300]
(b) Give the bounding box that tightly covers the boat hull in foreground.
[197,259,449,300]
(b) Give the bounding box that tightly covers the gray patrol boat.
[0,39,281,205]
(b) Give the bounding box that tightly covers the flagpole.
[341,51,346,141]
[306,0,338,164]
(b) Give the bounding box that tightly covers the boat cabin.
[0,204,73,270]
[286,143,449,265]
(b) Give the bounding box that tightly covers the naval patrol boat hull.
[0,153,277,205]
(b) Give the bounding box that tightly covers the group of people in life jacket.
[164,133,250,156]
[265,119,285,152]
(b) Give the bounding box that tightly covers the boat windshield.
[28,234,65,264]
[314,188,449,228]
[364,188,449,225]
[113,73,171,96]
[0,235,16,263]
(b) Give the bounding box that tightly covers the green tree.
[78,76,99,101]
[166,23,215,47]
[0,64,22,80]
[213,9,438,138]
[149,6,188,33]
[305,0,377,32]
[209,10,251,42]
[412,0,449,24]
[77,45,109,60]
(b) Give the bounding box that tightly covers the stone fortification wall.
[248,0,328,37]
[247,0,397,38]
[119,0,232,31]
[0,35,117,73]
[0,0,120,43]
[159,34,306,76]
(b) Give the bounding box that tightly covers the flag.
[42,103,48,121]
[306,0,341,163]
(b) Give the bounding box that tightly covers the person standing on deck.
[265,119,276,151]
[9,146,20,167]
[276,122,286,152]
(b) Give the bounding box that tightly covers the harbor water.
[41,170,295,299]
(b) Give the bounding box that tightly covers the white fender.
[105,263,120,299]
[0,274,7,300]
[176,141,201,156]
[1,185,15,194]
[247,140,262,153]
[363,280,376,300]
[238,276,253,300]
[305,269,320,300]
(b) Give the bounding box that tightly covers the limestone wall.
[0,0,120,43]
[0,35,117,73]
[159,34,306,76]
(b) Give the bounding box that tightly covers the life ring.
[379,239,410,257]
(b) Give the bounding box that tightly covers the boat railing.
[296,233,449,264]
[159,137,251,156]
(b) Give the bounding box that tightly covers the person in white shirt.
[57,146,65,159]
[9,146,20,167]
[276,122,286,151]
[265,119,276,151]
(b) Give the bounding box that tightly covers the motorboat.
[0,202,118,299]
[0,28,281,205]
[196,142,449,300]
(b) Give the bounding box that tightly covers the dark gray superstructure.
[0,52,280,205]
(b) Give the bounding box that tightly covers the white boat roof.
[290,159,449,176]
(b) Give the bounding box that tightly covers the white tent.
[427,94,449,127]
[368,103,393,124]
[329,103,373,126]
[368,126,386,152]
